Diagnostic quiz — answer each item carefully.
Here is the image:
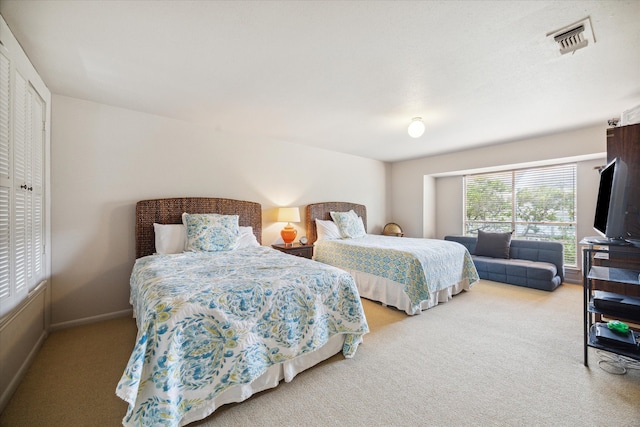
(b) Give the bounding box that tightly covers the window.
[464,164,577,265]
[0,36,48,318]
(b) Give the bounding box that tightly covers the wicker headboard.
[136,197,262,258]
[305,202,367,244]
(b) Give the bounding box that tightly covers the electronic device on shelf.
[593,157,630,245]
[594,322,638,350]
[584,236,631,245]
[593,291,640,322]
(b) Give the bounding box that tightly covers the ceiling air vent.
[554,25,587,54]
[547,17,595,55]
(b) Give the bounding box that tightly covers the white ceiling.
[1,1,639,162]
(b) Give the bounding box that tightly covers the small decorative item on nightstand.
[383,223,404,237]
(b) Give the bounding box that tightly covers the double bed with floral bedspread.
[306,202,479,315]
[116,198,368,426]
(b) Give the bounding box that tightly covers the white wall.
[48,96,613,326]
[50,95,388,326]
[390,124,608,240]
[435,175,463,237]
[422,175,436,237]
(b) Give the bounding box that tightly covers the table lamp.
[278,207,300,246]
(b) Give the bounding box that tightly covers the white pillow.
[357,216,366,236]
[237,226,260,248]
[315,219,342,241]
[153,223,186,254]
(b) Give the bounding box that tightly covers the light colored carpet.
[1,280,639,426]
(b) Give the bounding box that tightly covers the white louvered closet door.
[13,71,28,297]
[13,73,45,296]
[0,50,10,302]
[31,88,44,287]
[0,46,46,315]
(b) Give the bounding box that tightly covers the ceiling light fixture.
[407,117,425,138]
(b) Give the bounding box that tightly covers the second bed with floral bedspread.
[314,234,479,315]
[117,246,368,426]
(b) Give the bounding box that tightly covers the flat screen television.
[593,157,629,244]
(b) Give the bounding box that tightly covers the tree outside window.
[464,164,577,265]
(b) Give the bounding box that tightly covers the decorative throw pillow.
[316,219,342,241]
[474,230,512,259]
[330,210,366,239]
[182,213,240,252]
[153,223,186,254]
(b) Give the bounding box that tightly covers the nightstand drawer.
[271,244,313,259]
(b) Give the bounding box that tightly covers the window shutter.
[0,51,9,179]
[31,90,44,281]
[14,72,26,186]
[13,72,28,295]
[14,189,26,294]
[33,189,42,277]
[0,186,9,300]
[0,52,10,301]
[0,17,50,318]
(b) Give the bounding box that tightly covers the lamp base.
[281,224,297,247]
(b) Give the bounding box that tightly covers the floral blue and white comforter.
[116,246,368,426]
[314,235,479,313]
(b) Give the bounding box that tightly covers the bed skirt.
[344,268,472,315]
[174,333,344,425]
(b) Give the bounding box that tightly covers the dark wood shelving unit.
[582,244,640,366]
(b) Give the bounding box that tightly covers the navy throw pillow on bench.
[474,230,512,259]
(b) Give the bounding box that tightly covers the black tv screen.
[593,157,628,242]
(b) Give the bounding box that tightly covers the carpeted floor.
[1,280,639,426]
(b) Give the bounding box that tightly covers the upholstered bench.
[444,233,564,291]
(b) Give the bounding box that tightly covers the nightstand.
[271,243,314,259]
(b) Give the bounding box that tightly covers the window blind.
[465,164,577,265]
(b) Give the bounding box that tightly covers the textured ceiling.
[1,1,639,162]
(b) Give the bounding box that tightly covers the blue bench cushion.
[444,235,564,291]
[472,256,561,291]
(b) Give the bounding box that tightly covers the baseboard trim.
[49,308,133,332]
[0,282,49,413]
[0,326,48,412]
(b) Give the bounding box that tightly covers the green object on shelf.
[607,320,630,335]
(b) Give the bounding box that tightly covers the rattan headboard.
[305,202,367,244]
[136,197,262,258]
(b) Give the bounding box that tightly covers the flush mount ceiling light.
[407,117,425,138]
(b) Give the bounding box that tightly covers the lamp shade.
[277,207,300,223]
[407,117,425,138]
